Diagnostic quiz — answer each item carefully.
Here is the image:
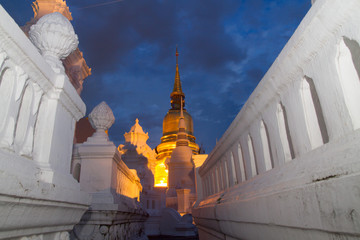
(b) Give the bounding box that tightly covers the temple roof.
[170,48,185,109]
[129,118,147,135]
[157,47,199,160]
[172,48,184,95]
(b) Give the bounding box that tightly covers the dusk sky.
[2,0,311,153]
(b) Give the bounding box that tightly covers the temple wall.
[193,0,360,239]
[73,145,143,200]
[71,147,148,240]
[0,6,90,239]
[71,103,148,240]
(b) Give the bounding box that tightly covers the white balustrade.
[0,6,90,239]
[72,101,142,200]
[114,152,143,200]
[194,0,360,239]
[71,102,147,240]
[198,0,360,198]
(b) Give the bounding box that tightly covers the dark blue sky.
[1,0,311,153]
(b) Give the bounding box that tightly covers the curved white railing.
[200,0,360,196]
[0,8,85,180]
[198,0,360,198]
[193,0,360,239]
[0,6,90,239]
[194,1,360,239]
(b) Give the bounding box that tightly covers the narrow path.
[148,236,199,240]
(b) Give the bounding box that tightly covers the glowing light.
[154,161,168,187]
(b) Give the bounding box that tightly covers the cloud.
[72,0,251,150]
[1,0,33,26]
[69,0,179,73]
[2,0,311,152]
[69,0,247,73]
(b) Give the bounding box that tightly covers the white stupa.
[166,98,196,213]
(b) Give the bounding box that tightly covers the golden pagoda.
[154,48,199,187]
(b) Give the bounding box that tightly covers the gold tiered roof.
[170,48,185,103]
[154,48,199,187]
[156,48,199,161]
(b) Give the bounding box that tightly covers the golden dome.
[163,109,194,137]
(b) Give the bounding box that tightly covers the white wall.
[193,0,360,239]
[0,6,90,239]
[70,103,147,240]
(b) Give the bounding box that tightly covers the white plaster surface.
[0,6,90,239]
[118,118,157,206]
[71,103,148,240]
[192,154,208,207]
[193,0,360,239]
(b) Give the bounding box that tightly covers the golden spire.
[170,46,185,110]
[176,97,189,147]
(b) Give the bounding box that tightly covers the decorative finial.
[29,12,78,73]
[176,46,179,64]
[86,101,115,144]
[171,46,185,109]
[88,101,115,130]
[135,118,139,124]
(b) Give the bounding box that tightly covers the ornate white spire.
[129,118,147,135]
[124,118,149,146]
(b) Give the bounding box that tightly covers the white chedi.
[29,12,78,73]
[118,118,157,191]
[124,118,149,147]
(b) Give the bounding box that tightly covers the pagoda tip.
[180,96,184,118]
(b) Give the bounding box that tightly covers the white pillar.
[176,188,191,215]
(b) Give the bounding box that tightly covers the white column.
[176,188,191,214]
[28,12,85,185]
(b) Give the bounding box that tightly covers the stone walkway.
[148,236,199,240]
